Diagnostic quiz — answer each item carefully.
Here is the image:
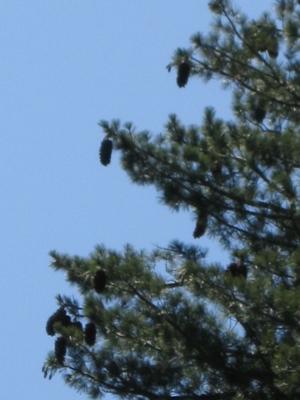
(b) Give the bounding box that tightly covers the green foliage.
[44,1,300,399]
[44,240,300,398]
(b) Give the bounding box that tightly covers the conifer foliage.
[44,1,300,399]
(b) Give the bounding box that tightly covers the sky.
[0,1,273,399]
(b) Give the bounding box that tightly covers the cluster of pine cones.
[46,269,107,364]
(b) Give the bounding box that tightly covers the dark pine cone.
[93,269,107,293]
[193,214,208,238]
[107,360,120,377]
[46,315,57,336]
[46,307,71,336]
[99,138,113,166]
[54,336,67,364]
[176,61,191,88]
[226,262,247,278]
[251,105,266,123]
[57,308,71,326]
[84,322,97,346]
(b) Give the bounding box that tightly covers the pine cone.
[93,269,107,293]
[84,322,96,346]
[226,262,247,278]
[99,138,113,166]
[193,214,208,238]
[177,61,191,88]
[251,104,266,123]
[211,161,222,179]
[55,336,67,364]
[107,361,120,377]
[46,307,71,336]
[58,309,71,327]
[46,315,56,336]
[267,39,279,58]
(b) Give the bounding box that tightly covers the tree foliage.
[43,1,300,399]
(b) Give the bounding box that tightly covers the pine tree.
[43,1,300,399]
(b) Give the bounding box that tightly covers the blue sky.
[0,1,273,399]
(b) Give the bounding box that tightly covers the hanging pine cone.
[57,308,71,326]
[46,307,71,336]
[54,336,67,364]
[267,38,279,58]
[176,61,191,88]
[93,269,107,293]
[251,105,266,123]
[46,315,57,336]
[99,138,113,166]
[193,213,208,238]
[250,98,267,123]
[226,262,247,278]
[84,322,96,346]
[107,361,120,377]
